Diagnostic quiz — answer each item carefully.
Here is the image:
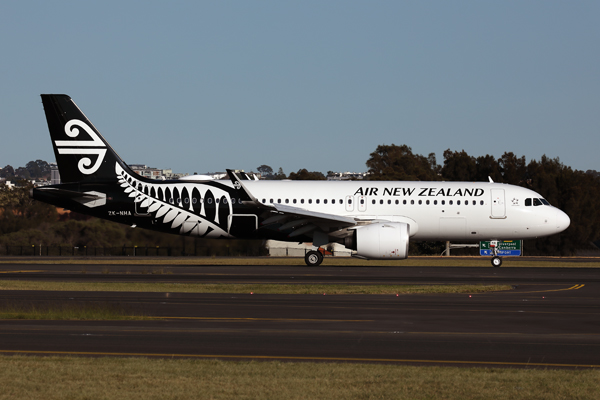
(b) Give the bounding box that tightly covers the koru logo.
[233,181,242,190]
[54,119,107,175]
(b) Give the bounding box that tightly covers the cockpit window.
[526,198,550,206]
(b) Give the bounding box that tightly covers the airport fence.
[0,245,268,257]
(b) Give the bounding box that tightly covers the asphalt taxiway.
[1,260,599,368]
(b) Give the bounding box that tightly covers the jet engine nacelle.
[346,222,410,259]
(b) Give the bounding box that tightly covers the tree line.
[365,144,600,256]
[2,146,599,256]
[1,160,51,181]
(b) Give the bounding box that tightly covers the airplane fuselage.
[33,94,571,266]
[36,170,569,244]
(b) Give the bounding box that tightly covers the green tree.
[256,165,273,179]
[0,183,58,236]
[272,167,286,180]
[366,144,439,181]
[26,161,42,179]
[475,155,502,183]
[441,149,477,181]
[14,167,31,180]
[499,152,527,184]
[524,157,600,256]
[288,169,326,180]
[1,165,15,179]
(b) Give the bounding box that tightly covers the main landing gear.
[305,250,324,267]
[491,256,502,267]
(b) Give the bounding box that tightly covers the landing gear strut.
[490,240,502,267]
[305,250,323,267]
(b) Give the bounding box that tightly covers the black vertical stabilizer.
[41,94,135,183]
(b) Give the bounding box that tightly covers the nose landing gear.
[491,256,502,267]
[489,241,502,267]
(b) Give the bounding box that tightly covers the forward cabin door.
[490,189,506,218]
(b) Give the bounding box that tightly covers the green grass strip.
[0,303,146,321]
[0,356,599,400]
[0,280,512,294]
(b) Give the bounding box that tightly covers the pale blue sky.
[1,1,599,176]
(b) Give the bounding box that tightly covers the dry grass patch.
[0,356,598,400]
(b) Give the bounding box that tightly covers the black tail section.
[41,94,135,183]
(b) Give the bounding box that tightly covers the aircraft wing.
[226,170,358,245]
[264,203,357,245]
[271,203,356,225]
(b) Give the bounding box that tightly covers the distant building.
[2,180,15,189]
[326,171,369,181]
[50,163,60,185]
[129,165,189,180]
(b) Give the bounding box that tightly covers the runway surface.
[1,260,599,368]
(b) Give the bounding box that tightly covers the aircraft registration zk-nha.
[32,95,571,267]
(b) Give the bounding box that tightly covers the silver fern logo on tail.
[54,119,107,175]
[115,163,230,238]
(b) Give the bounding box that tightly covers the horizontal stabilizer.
[34,187,106,208]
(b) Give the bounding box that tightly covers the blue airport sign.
[480,240,522,256]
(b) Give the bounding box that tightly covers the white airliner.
[32,95,570,267]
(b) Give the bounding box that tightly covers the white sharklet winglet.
[226,169,272,209]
